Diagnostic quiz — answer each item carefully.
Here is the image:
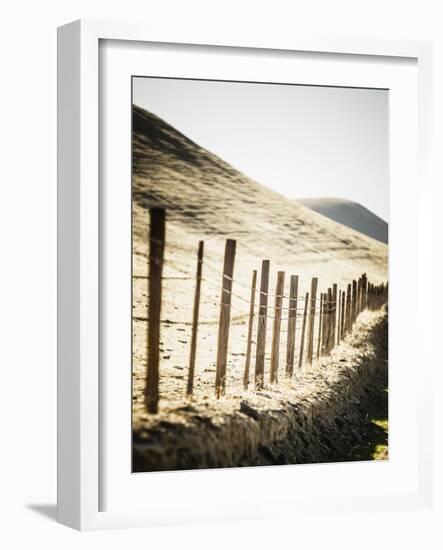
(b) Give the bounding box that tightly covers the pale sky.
[133,77,389,222]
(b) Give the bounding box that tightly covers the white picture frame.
[57,19,433,531]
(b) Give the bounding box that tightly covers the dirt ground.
[133,308,388,471]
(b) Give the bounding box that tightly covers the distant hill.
[296,198,388,244]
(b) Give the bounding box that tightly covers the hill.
[296,198,388,244]
[131,104,389,418]
[132,105,388,289]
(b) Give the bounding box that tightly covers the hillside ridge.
[132,104,388,286]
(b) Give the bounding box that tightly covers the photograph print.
[131,77,389,472]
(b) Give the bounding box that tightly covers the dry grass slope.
[131,104,389,469]
[133,105,388,287]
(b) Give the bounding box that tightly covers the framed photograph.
[57,20,432,530]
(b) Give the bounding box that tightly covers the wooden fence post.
[186,240,204,396]
[215,239,236,398]
[255,260,270,390]
[270,271,285,383]
[285,275,298,376]
[362,274,367,310]
[298,292,309,369]
[357,277,362,316]
[364,274,368,309]
[352,279,357,326]
[362,276,366,311]
[317,293,324,359]
[340,289,345,341]
[306,277,318,364]
[337,289,342,345]
[327,287,333,352]
[346,283,352,334]
[331,283,337,349]
[243,269,257,390]
[323,288,329,353]
[322,288,330,354]
[145,208,165,414]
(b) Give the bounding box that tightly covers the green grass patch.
[349,377,388,461]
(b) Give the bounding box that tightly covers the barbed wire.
[142,239,354,302]
[138,238,385,330]
[138,217,387,409]
[137,272,340,309]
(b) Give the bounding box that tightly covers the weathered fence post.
[306,277,318,364]
[270,271,285,383]
[323,288,329,353]
[359,276,364,314]
[326,287,333,352]
[362,276,366,311]
[342,289,346,338]
[215,239,236,398]
[145,208,165,414]
[322,288,330,354]
[317,293,324,359]
[331,283,337,349]
[352,279,357,326]
[340,289,345,341]
[186,240,204,396]
[255,260,270,390]
[360,274,365,311]
[298,292,309,369]
[362,273,367,310]
[285,275,298,376]
[346,283,352,334]
[243,269,257,390]
[329,287,334,351]
[337,289,342,345]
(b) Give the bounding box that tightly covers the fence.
[143,208,388,413]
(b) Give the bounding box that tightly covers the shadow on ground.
[348,369,388,461]
[26,504,57,522]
